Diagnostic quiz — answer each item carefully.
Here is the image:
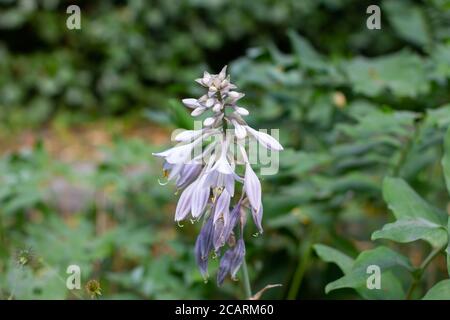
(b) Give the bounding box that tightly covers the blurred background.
[0,0,449,299]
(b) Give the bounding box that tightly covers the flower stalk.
[153,66,283,288]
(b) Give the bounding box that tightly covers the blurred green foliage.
[0,0,450,299]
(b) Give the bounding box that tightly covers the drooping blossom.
[153,66,283,285]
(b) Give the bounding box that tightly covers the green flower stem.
[0,211,6,248]
[287,226,318,300]
[405,246,443,300]
[241,257,252,299]
[287,240,312,299]
[392,121,422,176]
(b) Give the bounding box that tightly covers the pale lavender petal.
[195,78,206,86]
[212,157,233,175]
[218,65,227,80]
[203,117,215,126]
[182,98,201,109]
[251,204,263,234]
[227,91,245,101]
[174,129,204,142]
[224,174,235,197]
[208,88,217,97]
[221,80,230,91]
[175,182,196,221]
[195,216,214,279]
[213,217,225,251]
[234,106,249,116]
[203,71,212,85]
[217,249,232,286]
[244,164,262,213]
[223,201,241,240]
[229,239,246,279]
[167,163,184,181]
[214,201,241,251]
[246,126,283,151]
[233,120,247,139]
[213,189,230,224]
[152,148,171,158]
[191,177,210,218]
[176,164,202,189]
[191,107,206,116]
[205,98,215,108]
[204,170,218,188]
[154,142,197,164]
[217,238,246,286]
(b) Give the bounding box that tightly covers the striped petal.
[244,164,262,213]
[175,182,196,221]
[246,126,283,151]
[191,177,210,218]
[213,189,230,224]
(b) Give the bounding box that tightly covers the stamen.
[158,178,169,186]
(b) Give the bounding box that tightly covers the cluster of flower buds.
[153,66,283,285]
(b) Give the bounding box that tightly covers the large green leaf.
[287,30,326,71]
[357,272,406,300]
[314,244,353,274]
[325,246,412,299]
[345,51,430,98]
[383,177,447,225]
[168,99,193,130]
[372,218,448,248]
[422,280,450,300]
[315,245,406,299]
[384,0,430,46]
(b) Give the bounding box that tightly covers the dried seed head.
[85,280,102,299]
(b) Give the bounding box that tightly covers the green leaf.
[315,245,406,299]
[280,150,331,175]
[325,246,412,297]
[430,44,450,81]
[372,218,448,248]
[168,99,193,130]
[358,271,406,300]
[287,30,325,71]
[383,177,447,225]
[422,280,450,300]
[314,244,354,274]
[345,50,430,98]
[384,1,430,46]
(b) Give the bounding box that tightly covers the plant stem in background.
[405,246,443,300]
[287,227,317,299]
[241,258,252,299]
[287,243,312,299]
[392,121,422,177]
[0,212,5,248]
